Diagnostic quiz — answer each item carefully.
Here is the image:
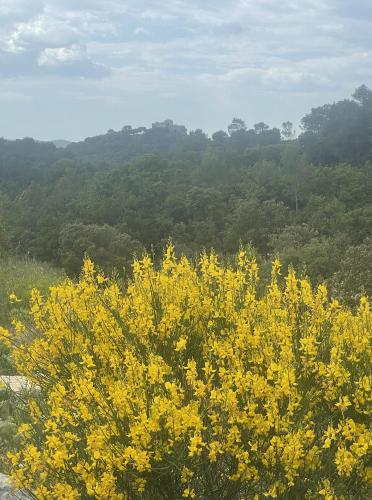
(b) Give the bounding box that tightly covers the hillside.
[0,87,372,304]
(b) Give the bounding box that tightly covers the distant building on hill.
[151,119,187,134]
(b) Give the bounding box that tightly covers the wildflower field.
[0,247,371,499]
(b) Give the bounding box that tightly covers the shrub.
[330,236,372,306]
[0,256,65,375]
[1,247,371,499]
[59,223,142,277]
[0,385,20,473]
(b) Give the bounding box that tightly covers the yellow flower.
[188,433,205,457]
[335,447,357,476]
[183,488,196,498]
[335,395,352,413]
[9,292,21,303]
[175,336,187,352]
[6,248,371,498]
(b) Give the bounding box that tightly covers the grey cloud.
[0,1,115,78]
[0,44,110,79]
[0,0,371,139]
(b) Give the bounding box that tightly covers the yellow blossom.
[6,247,371,499]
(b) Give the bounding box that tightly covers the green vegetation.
[0,256,64,327]
[0,256,64,373]
[0,86,371,305]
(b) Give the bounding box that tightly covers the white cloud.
[4,10,115,53]
[38,45,85,66]
[7,17,79,51]
[34,42,110,78]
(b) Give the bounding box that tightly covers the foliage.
[330,237,372,306]
[0,138,69,196]
[1,248,371,499]
[299,85,372,164]
[268,225,345,285]
[0,385,21,473]
[59,223,142,277]
[0,86,372,299]
[0,256,64,328]
[0,196,9,258]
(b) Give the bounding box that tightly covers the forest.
[1,85,372,305]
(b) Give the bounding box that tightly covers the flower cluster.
[2,246,371,498]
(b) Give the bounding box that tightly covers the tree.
[223,199,289,253]
[59,223,142,276]
[331,236,372,305]
[254,122,269,134]
[188,129,209,151]
[281,144,309,212]
[121,125,133,134]
[352,84,372,108]
[211,130,228,150]
[227,118,246,136]
[281,121,295,140]
[212,130,228,142]
[268,225,343,284]
[299,89,371,164]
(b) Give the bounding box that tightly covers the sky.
[0,0,372,141]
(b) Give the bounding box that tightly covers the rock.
[0,473,27,499]
[0,377,36,393]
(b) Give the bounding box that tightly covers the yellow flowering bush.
[1,246,371,499]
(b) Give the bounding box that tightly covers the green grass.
[0,256,65,326]
[0,256,65,374]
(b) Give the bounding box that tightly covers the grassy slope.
[0,257,64,471]
[0,256,64,326]
[0,256,65,374]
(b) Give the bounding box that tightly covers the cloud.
[0,1,113,78]
[0,1,371,138]
[36,44,110,78]
[38,45,85,66]
[1,0,371,84]
[6,17,79,52]
[4,9,115,52]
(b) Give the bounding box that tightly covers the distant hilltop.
[52,140,71,149]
